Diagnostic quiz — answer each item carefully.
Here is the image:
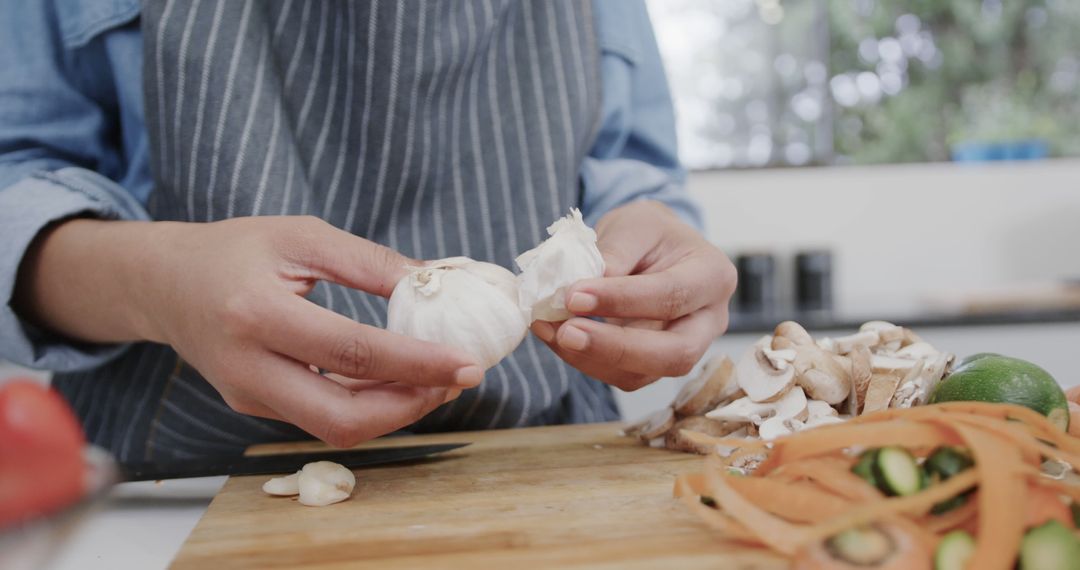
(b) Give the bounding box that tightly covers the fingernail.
[443,388,462,404]
[558,325,590,352]
[453,366,483,388]
[531,321,555,342]
[567,292,598,313]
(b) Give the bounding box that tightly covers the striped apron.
[51,0,619,463]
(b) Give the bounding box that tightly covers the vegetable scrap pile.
[625,321,954,467]
[674,402,1080,569]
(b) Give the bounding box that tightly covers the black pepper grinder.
[794,250,833,314]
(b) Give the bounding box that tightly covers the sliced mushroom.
[892,352,954,409]
[707,386,808,441]
[624,406,675,441]
[895,342,939,361]
[863,358,922,414]
[664,416,741,454]
[772,321,814,349]
[843,345,873,416]
[735,338,797,402]
[673,355,740,416]
[860,321,904,352]
[763,347,798,369]
[792,346,852,405]
[822,330,880,355]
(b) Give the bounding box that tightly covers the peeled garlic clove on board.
[297,461,355,507]
[387,257,528,370]
[515,209,604,322]
[262,471,300,496]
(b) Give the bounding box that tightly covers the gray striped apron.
[51,0,619,462]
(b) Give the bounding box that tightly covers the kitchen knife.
[118,443,469,482]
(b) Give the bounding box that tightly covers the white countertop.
[44,477,226,570]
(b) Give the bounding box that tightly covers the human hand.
[530,201,736,391]
[114,217,476,446]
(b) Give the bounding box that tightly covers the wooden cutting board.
[171,422,785,569]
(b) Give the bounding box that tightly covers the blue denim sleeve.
[0,0,148,371]
[582,0,704,231]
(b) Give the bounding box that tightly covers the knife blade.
[118,443,469,482]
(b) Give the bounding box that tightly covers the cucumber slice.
[934,530,975,570]
[1020,520,1080,570]
[872,447,924,497]
[852,449,882,488]
[925,447,974,480]
[825,526,894,566]
[925,447,975,514]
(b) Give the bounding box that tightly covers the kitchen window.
[648,0,1080,169]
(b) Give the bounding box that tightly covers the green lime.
[930,354,1068,431]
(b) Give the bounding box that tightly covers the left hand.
[531,201,737,391]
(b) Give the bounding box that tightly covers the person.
[0,0,736,462]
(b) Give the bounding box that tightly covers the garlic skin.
[262,471,300,496]
[297,461,355,507]
[386,257,528,370]
[515,209,605,322]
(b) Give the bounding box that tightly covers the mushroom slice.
[863,357,925,414]
[861,321,905,352]
[735,338,797,403]
[623,407,675,441]
[895,342,939,361]
[707,386,808,430]
[664,416,741,454]
[772,321,814,349]
[673,355,739,416]
[806,399,839,419]
[822,331,880,355]
[843,345,873,416]
[793,347,852,405]
[263,472,300,496]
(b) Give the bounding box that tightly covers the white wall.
[687,159,1080,314]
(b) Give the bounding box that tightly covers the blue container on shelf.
[951,139,1049,162]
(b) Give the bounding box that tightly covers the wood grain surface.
[171,422,785,569]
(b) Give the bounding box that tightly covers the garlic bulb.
[297,461,355,507]
[515,209,605,322]
[386,257,528,370]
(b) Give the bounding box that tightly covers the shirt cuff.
[0,167,150,372]
[578,157,705,232]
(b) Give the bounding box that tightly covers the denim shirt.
[0,0,701,372]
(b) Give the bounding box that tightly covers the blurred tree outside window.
[647,0,1080,169]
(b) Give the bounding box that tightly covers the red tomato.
[0,379,87,528]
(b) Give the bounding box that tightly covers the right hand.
[28,216,481,447]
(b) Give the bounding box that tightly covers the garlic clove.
[515,209,605,322]
[262,471,300,496]
[297,461,356,507]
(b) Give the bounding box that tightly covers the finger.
[322,372,393,392]
[565,256,727,321]
[554,310,720,378]
[534,329,657,391]
[279,217,417,297]
[251,354,450,448]
[256,296,484,388]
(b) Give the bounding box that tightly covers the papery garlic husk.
[515,209,604,322]
[386,257,528,370]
